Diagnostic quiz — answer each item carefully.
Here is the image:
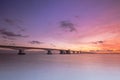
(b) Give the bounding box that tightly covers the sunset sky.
[0,0,120,51]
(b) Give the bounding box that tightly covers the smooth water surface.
[0,53,120,80]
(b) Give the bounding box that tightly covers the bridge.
[0,45,81,55]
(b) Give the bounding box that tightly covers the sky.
[0,0,120,51]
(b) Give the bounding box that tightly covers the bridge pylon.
[47,50,52,55]
[18,49,26,55]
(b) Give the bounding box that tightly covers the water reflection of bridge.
[0,45,81,55]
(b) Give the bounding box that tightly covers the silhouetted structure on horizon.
[0,45,81,55]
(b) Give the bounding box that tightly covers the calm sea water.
[0,52,120,80]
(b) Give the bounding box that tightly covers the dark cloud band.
[29,41,44,44]
[0,29,28,38]
[60,20,77,32]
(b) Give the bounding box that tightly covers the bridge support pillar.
[65,50,71,54]
[77,51,79,54]
[73,51,75,54]
[18,49,26,55]
[60,50,65,54]
[47,50,52,55]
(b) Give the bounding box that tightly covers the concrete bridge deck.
[0,45,81,55]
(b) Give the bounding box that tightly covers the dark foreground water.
[0,53,120,80]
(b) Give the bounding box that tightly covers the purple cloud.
[60,20,77,32]
[29,40,44,44]
[91,40,104,44]
[0,29,28,38]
